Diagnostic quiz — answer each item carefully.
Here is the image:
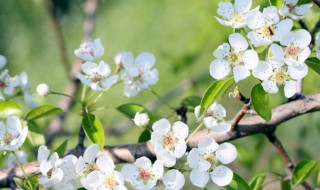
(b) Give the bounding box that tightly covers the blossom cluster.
[0,55,38,107]
[211,0,314,98]
[75,39,159,97]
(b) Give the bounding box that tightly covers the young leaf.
[117,103,157,125]
[251,84,272,121]
[297,0,312,5]
[82,113,105,149]
[292,160,320,186]
[25,105,63,121]
[225,173,252,190]
[181,96,201,112]
[249,173,267,190]
[305,57,320,75]
[54,139,68,157]
[27,120,43,134]
[200,78,234,116]
[138,129,151,143]
[269,0,284,7]
[0,100,22,119]
[281,179,291,190]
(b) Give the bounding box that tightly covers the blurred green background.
[0,0,319,189]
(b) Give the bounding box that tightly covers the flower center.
[83,163,97,176]
[258,25,275,39]
[227,51,243,66]
[47,169,53,178]
[89,72,102,82]
[162,132,177,151]
[139,168,151,181]
[0,81,6,88]
[1,133,16,146]
[285,44,301,60]
[272,68,287,85]
[202,153,218,169]
[286,4,295,12]
[105,174,118,188]
[230,13,245,25]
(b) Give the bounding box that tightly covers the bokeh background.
[0,0,319,189]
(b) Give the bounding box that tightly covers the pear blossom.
[77,61,119,91]
[0,116,28,151]
[214,0,253,28]
[115,52,159,97]
[150,119,188,167]
[279,0,313,20]
[162,169,185,190]
[246,6,293,47]
[187,137,237,188]
[121,156,163,190]
[210,33,259,82]
[133,112,150,127]
[316,32,320,60]
[0,70,20,100]
[18,72,38,107]
[194,102,231,133]
[75,39,104,62]
[279,29,311,66]
[36,83,50,96]
[253,44,308,97]
[7,151,28,168]
[0,55,6,69]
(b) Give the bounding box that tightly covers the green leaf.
[200,78,234,116]
[292,160,320,186]
[249,173,267,190]
[251,84,272,121]
[269,0,284,7]
[13,177,24,189]
[27,120,43,134]
[0,100,22,119]
[117,103,157,125]
[25,105,63,121]
[138,129,151,143]
[181,96,201,112]
[305,57,320,75]
[54,139,68,157]
[255,46,268,54]
[297,0,312,5]
[82,113,105,149]
[281,179,291,190]
[225,173,252,190]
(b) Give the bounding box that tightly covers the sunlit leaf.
[82,113,105,149]
[181,96,201,112]
[25,105,63,121]
[200,78,234,116]
[225,173,252,190]
[269,0,284,7]
[292,160,320,186]
[54,139,68,157]
[249,173,267,190]
[251,84,272,121]
[305,57,320,75]
[0,101,22,119]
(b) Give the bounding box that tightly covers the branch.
[1,94,320,187]
[312,0,320,7]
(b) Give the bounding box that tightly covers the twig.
[76,125,85,149]
[309,19,320,49]
[231,99,251,130]
[312,0,320,7]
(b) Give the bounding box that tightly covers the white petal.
[152,160,164,179]
[270,44,285,61]
[23,92,38,108]
[96,154,115,174]
[119,52,135,70]
[7,116,22,136]
[284,80,297,98]
[194,106,201,120]
[172,121,188,139]
[295,3,312,16]
[76,73,90,86]
[234,0,252,13]
[102,75,119,88]
[214,17,233,27]
[243,50,259,69]
[84,144,99,164]
[213,123,231,133]
[203,117,218,129]
[216,143,237,164]
[81,62,98,75]
[187,148,201,169]
[198,159,212,172]
[0,55,7,69]
[262,6,279,24]
[280,31,295,46]
[278,5,290,17]
[247,31,269,47]
[121,164,137,182]
[211,165,233,186]
[174,139,187,158]
[163,170,185,190]
[157,150,176,167]
[298,48,311,63]
[252,61,272,80]
[245,9,265,29]
[135,52,155,69]
[93,39,104,58]
[217,2,235,19]
[273,19,293,42]
[229,33,248,52]
[75,157,86,175]
[316,32,320,60]
[198,137,219,153]
[213,43,230,59]
[285,0,298,4]
[98,61,111,77]
[209,59,230,80]
[81,170,104,189]
[233,65,250,82]
[189,168,210,188]
[135,156,152,169]
[262,80,279,94]
[152,118,171,133]
[294,29,311,49]
[288,64,308,80]
[38,146,50,163]
[212,103,227,120]
[0,122,5,139]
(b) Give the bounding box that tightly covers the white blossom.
[121,156,163,190]
[0,116,28,151]
[150,119,188,167]
[279,0,313,20]
[115,52,159,97]
[194,103,231,133]
[246,6,293,47]
[133,112,150,127]
[36,83,50,96]
[214,0,253,28]
[18,72,38,108]
[77,61,119,91]
[210,33,259,82]
[187,137,237,188]
[75,39,104,62]
[0,70,20,100]
[7,151,28,168]
[316,32,320,60]
[162,169,185,190]
[0,55,7,69]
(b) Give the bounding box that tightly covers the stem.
[50,91,83,104]
[186,122,204,143]
[81,85,88,102]
[150,89,174,110]
[12,152,27,178]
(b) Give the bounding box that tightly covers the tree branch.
[312,0,320,7]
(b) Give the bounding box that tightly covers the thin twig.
[231,99,251,130]
[77,125,86,149]
[309,19,320,49]
[312,0,320,7]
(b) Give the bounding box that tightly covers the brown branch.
[45,0,98,146]
[230,100,251,130]
[309,19,320,49]
[312,0,320,7]
[2,93,320,187]
[266,132,315,190]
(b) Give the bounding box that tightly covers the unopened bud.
[36,83,50,96]
[133,112,150,127]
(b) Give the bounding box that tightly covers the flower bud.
[36,83,50,96]
[133,112,150,127]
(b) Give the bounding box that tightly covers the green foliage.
[25,105,63,121]
[249,173,267,190]
[0,100,22,119]
[269,0,284,8]
[199,78,234,116]
[292,160,320,186]
[281,179,291,190]
[54,139,68,157]
[27,120,42,134]
[82,113,105,149]
[251,84,272,121]
[181,96,201,112]
[225,173,252,190]
[305,57,320,75]
[138,129,151,143]
[13,176,39,190]
[297,0,312,5]
[117,103,157,125]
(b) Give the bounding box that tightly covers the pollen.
[272,68,287,85]
[90,72,102,82]
[105,175,118,188]
[162,132,177,150]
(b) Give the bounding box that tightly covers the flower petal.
[135,52,155,69]
[7,116,22,136]
[245,9,265,29]
[213,43,230,59]
[172,121,188,140]
[163,170,185,190]
[102,74,119,88]
[189,168,210,188]
[252,61,272,80]
[216,142,237,164]
[203,117,218,129]
[233,65,250,82]
[152,160,164,179]
[152,118,171,133]
[98,61,111,77]
[0,55,7,69]
[295,3,313,16]
[121,164,138,182]
[96,154,115,174]
[280,31,295,46]
[295,29,311,49]
[234,0,252,13]
[211,165,233,186]
[84,144,99,164]
[284,80,297,98]
[209,59,230,80]
[213,123,231,133]
[288,64,308,80]
[217,2,235,19]
[262,80,279,94]
[229,33,248,52]
[262,6,279,24]
[198,137,219,153]
[270,44,285,61]
[187,148,201,169]
[273,19,293,42]
[81,62,98,75]
[298,48,311,63]
[243,50,259,70]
